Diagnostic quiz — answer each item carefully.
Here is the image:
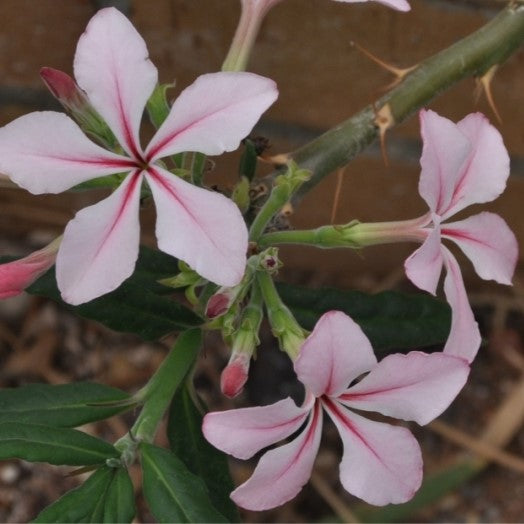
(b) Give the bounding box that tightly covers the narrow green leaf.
[277,282,451,352]
[0,382,131,427]
[168,383,239,522]
[33,466,135,523]
[141,443,228,523]
[0,422,118,466]
[239,138,258,182]
[27,246,203,340]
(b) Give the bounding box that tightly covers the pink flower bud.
[40,67,89,113]
[206,290,233,318]
[0,238,61,299]
[220,354,250,398]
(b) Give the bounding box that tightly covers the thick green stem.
[264,4,524,204]
[258,213,431,249]
[114,329,201,463]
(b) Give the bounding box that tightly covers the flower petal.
[203,396,312,460]
[441,248,481,363]
[333,0,410,11]
[230,400,322,511]
[295,311,377,398]
[404,225,443,295]
[418,110,471,216]
[339,351,469,425]
[443,212,517,285]
[146,72,277,161]
[324,399,422,506]
[0,112,132,194]
[56,172,142,305]
[74,7,157,158]
[145,167,248,286]
[441,113,510,219]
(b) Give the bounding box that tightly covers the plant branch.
[263,4,524,205]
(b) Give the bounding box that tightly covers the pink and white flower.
[203,311,469,509]
[404,110,518,363]
[0,8,277,305]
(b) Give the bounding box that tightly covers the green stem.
[262,4,524,204]
[256,271,306,359]
[259,214,431,249]
[114,329,202,462]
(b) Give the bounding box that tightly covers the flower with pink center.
[203,310,469,510]
[403,110,518,363]
[0,8,277,305]
[0,237,61,299]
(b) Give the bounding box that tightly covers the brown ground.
[1,233,523,523]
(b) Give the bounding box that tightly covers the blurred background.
[0,0,523,522]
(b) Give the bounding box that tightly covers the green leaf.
[33,466,135,523]
[27,246,203,340]
[0,382,131,427]
[147,83,172,129]
[168,383,239,522]
[0,422,118,466]
[141,443,228,523]
[277,282,451,352]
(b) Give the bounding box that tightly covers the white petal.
[146,72,277,161]
[0,112,132,194]
[202,397,311,460]
[441,248,481,363]
[294,311,376,398]
[441,113,510,219]
[404,226,443,295]
[324,400,422,506]
[443,212,518,285]
[340,351,469,424]
[56,172,142,305]
[146,167,248,286]
[74,7,157,158]
[231,401,323,511]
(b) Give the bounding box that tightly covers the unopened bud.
[40,67,88,113]
[206,290,234,318]
[220,353,250,398]
[0,236,61,299]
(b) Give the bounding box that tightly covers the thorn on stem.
[475,64,502,124]
[374,103,395,168]
[350,40,417,91]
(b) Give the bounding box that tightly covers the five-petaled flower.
[0,8,277,305]
[405,110,518,363]
[203,310,469,510]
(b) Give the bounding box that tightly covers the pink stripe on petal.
[324,399,422,506]
[340,351,469,425]
[418,110,471,216]
[74,8,157,158]
[56,172,142,305]
[0,112,133,194]
[146,72,277,161]
[404,225,443,295]
[442,212,517,285]
[441,113,510,219]
[146,167,248,286]
[441,248,481,363]
[202,397,311,460]
[295,311,376,398]
[231,400,323,511]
